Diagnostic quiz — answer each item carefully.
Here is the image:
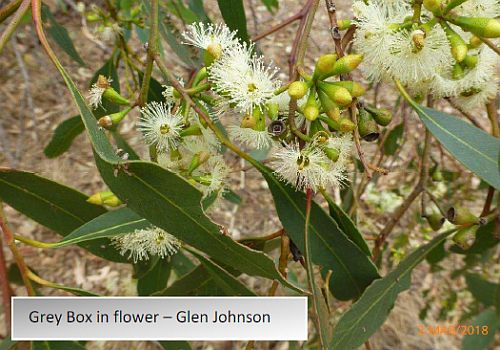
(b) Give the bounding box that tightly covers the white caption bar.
[12,296,307,341]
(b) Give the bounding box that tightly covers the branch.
[0,0,29,55]
[324,0,343,57]
[479,37,500,55]
[445,97,483,129]
[0,202,35,295]
[0,0,21,24]
[139,0,159,107]
[252,5,308,42]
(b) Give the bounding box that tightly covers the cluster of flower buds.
[84,3,144,41]
[424,205,487,249]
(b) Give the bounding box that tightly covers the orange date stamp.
[418,324,489,336]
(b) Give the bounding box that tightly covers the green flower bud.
[339,118,356,132]
[365,105,393,126]
[425,212,445,231]
[304,91,320,121]
[338,19,352,30]
[468,35,483,48]
[266,102,280,120]
[330,54,363,76]
[357,108,380,142]
[102,87,130,106]
[188,151,210,175]
[288,81,309,99]
[463,55,478,69]
[179,123,203,137]
[330,81,366,97]
[87,191,122,207]
[450,16,500,38]
[318,81,352,107]
[442,22,468,62]
[314,54,337,78]
[86,13,100,22]
[452,225,479,250]
[97,107,132,130]
[318,90,341,121]
[423,0,443,15]
[444,0,468,13]
[430,165,444,182]
[446,206,481,225]
[323,147,340,162]
[452,63,465,80]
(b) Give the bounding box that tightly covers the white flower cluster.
[112,226,181,263]
[353,0,499,108]
[270,134,353,192]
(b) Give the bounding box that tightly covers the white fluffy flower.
[454,78,498,110]
[385,27,452,85]
[137,102,184,151]
[353,1,452,85]
[203,156,230,196]
[353,0,410,81]
[228,125,274,150]
[270,143,348,191]
[182,22,239,55]
[112,227,181,263]
[326,133,354,165]
[162,79,184,105]
[88,76,112,109]
[432,46,498,98]
[210,44,281,113]
[455,0,500,17]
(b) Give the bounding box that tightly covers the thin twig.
[0,202,35,295]
[0,226,12,334]
[0,0,29,55]
[324,0,343,57]
[351,105,373,179]
[138,0,159,107]
[252,3,309,41]
[0,0,21,24]
[479,37,500,55]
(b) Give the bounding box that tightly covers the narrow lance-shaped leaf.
[0,169,125,262]
[44,115,85,158]
[324,193,371,256]
[42,33,300,292]
[254,164,379,300]
[331,229,455,350]
[403,93,500,189]
[216,0,249,42]
[461,308,498,350]
[465,273,498,306]
[157,264,226,296]
[190,250,256,296]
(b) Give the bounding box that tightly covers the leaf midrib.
[0,177,86,225]
[59,218,147,246]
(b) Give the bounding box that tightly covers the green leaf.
[166,0,198,23]
[383,123,404,156]
[159,341,191,350]
[216,0,249,42]
[255,165,379,300]
[44,116,85,158]
[57,207,148,248]
[411,105,500,189]
[461,308,498,350]
[465,273,498,306]
[0,169,126,262]
[331,230,454,350]
[0,337,16,350]
[157,264,223,296]
[324,194,371,256]
[190,250,256,296]
[261,0,279,12]
[188,0,210,22]
[41,6,85,66]
[138,72,165,103]
[48,51,299,293]
[44,58,120,158]
[137,257,172,295]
